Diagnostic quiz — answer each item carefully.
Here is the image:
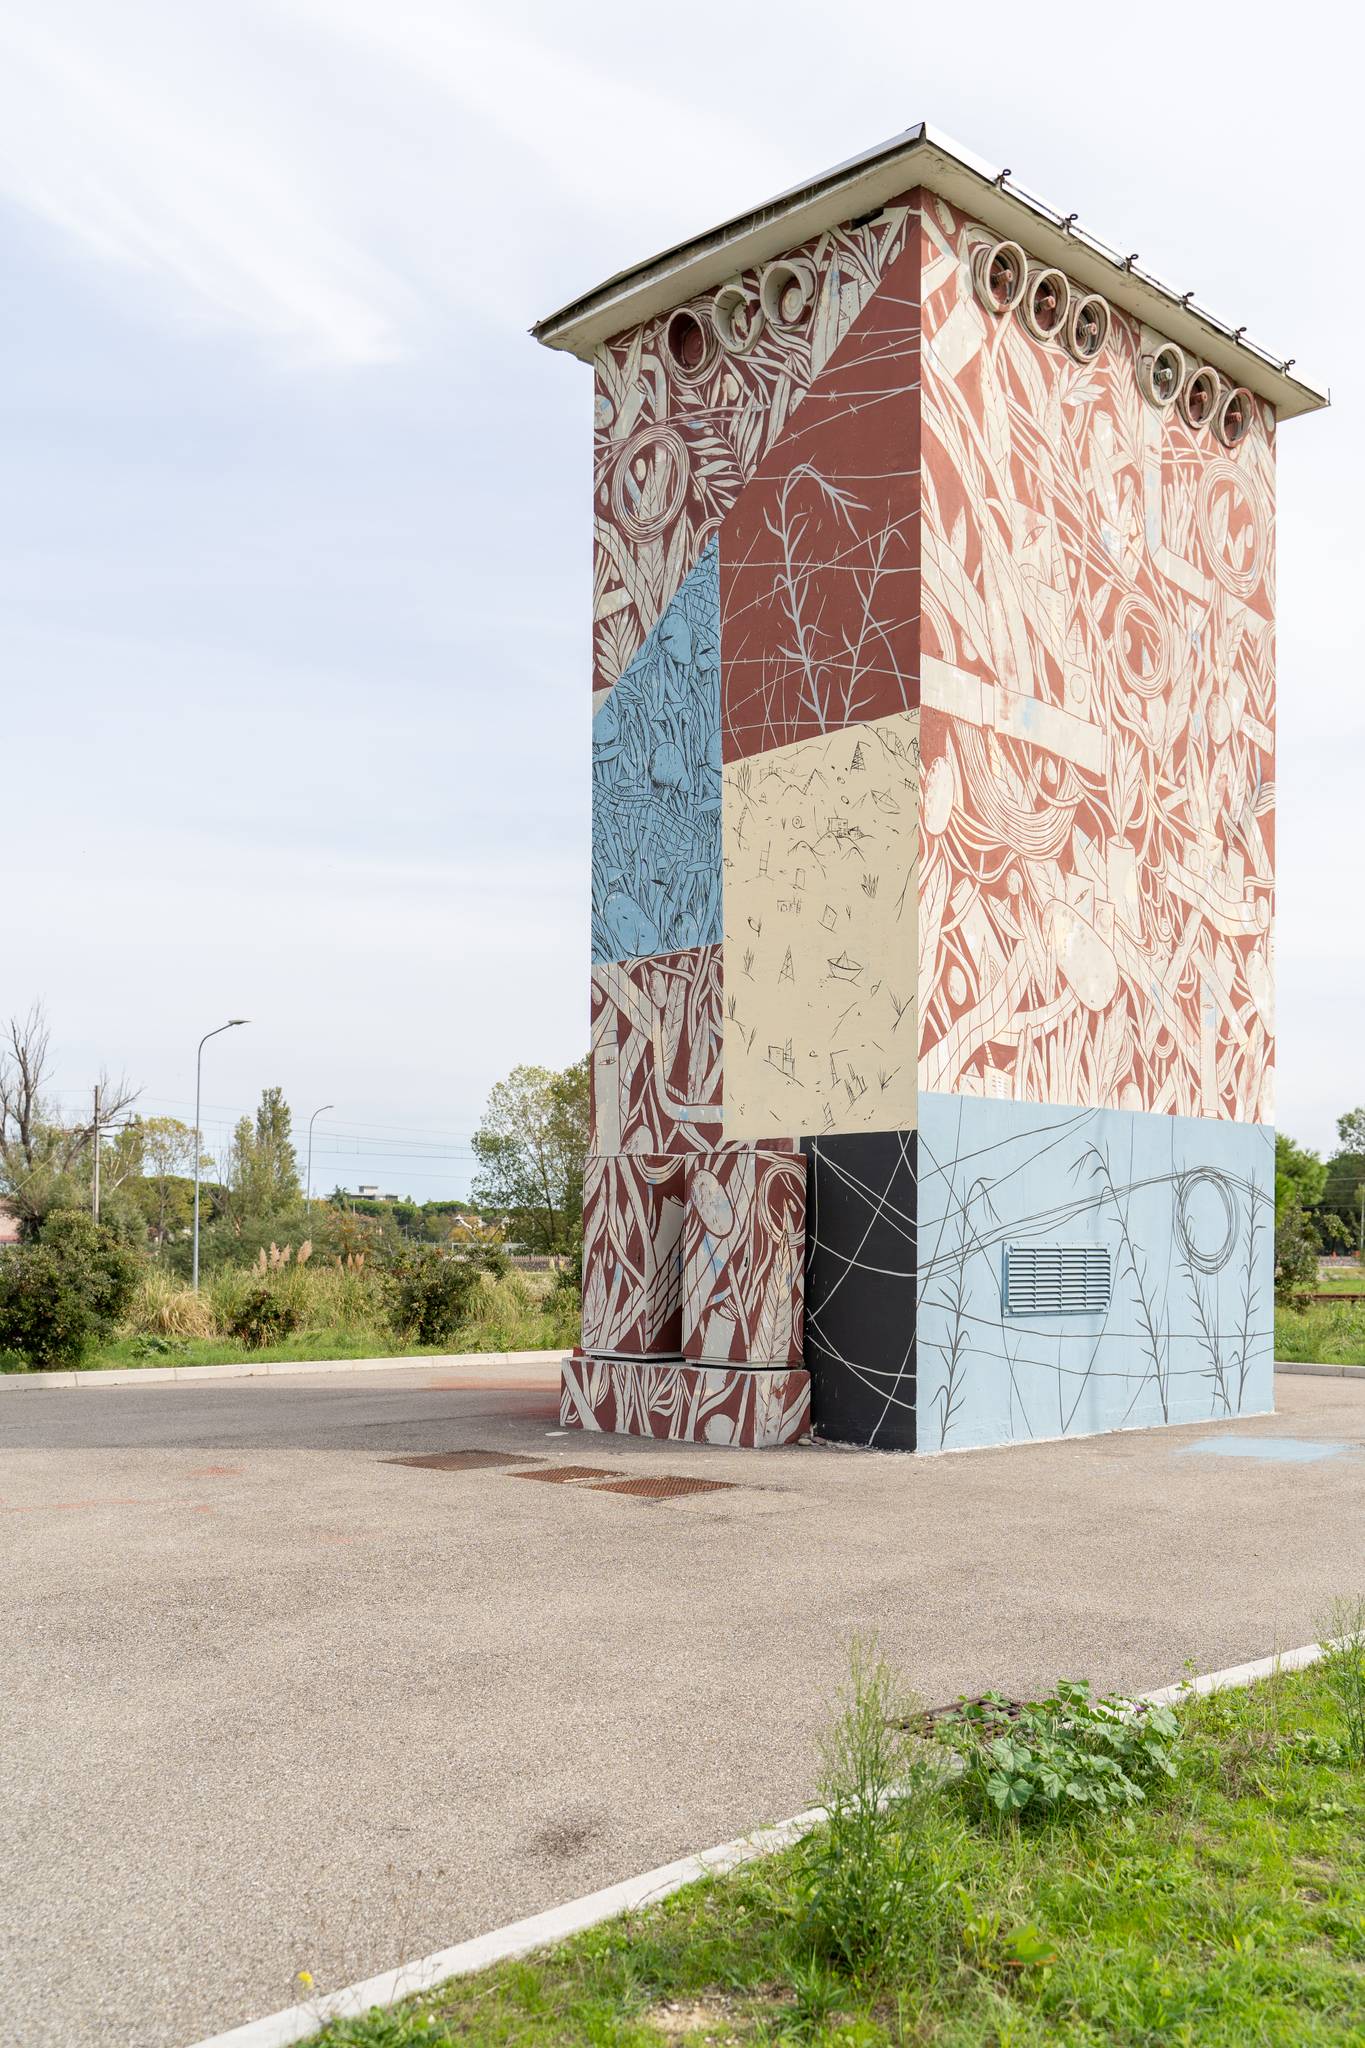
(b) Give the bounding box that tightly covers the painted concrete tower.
[534,126,1326,1453]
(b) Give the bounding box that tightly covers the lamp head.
[228,1018,249,1027]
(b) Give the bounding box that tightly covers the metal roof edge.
[531,123,1328,420]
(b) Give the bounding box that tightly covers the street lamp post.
[306,1104,334,1213]
[193,1019,249,1290]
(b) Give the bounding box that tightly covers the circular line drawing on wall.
[1196,459,1267,599]
[1174,1169,1239,1275]
[608,423,690,544]
[1113,590,1171,699]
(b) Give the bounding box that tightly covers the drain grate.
[509,1465,623,1484]
[589,1475,738,1501]
[383,1450,545,1472]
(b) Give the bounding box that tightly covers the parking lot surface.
[3,1364,1361,2046]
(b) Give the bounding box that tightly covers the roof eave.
[531,123,1327,421]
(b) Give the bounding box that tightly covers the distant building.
[355,1184,380,1199]
[0,1198,20,1248]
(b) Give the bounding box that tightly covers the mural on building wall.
[918,194,1276,1124]
[562,1351,811,1447]
[802,1129,917,1448]
[723,711,920,1139]
[590,944,726,1155]
[565,167,1286,1453]
[592,542,723,967]
[916,1095,1273,1450]
[719,227,922,761]
[580,1153,685,1356]
[681,1147,806,1366]
[592,204,916,701]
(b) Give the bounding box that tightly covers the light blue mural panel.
[916,1095,1274,1452]
[591,540,722,965]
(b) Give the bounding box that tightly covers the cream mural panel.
[723,711,919,1138]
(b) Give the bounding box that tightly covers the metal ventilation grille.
[1004,1245,1112,1317]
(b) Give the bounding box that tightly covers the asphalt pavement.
[3,1362,1362,2047]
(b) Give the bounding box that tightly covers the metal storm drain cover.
[589,1475,738,1501]
[383,1450,545,1472]
[509,1465,624,1484]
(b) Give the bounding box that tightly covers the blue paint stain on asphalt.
[1177,1436,1351,1464]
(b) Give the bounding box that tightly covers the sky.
[0,0,1356,1197]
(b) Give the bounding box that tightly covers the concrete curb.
[0,1350,569,1390]
[1274,1361,1365,1380]
[184,1640,1328,2048]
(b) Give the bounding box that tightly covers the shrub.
[227,1282,301,1350]
[382,1247,486,1346]
[934,1679,1179,1821]
[0,1210,141,1369]
[123,1269,218,1340]
[793,1641,957,1977]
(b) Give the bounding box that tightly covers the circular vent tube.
[1019,267,1070,341]
[1065,293,1110,361]
[712,281,763,356]
[1179,365,1221,429]
[1139,342,1186,408]
[972,238,1027,314]
[758,259,816,330]
[663,307,717,379]
[1214,385,1254,447]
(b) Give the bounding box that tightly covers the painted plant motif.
[592,542,722,965]
[720,228,922,761]
[918,194,1276,1123]
[915,1098,1274,1450]
[681,1148,806,1366]
[592,202,915,698]
[580,1154,685,1356]
[562,1350,811,1447]
[590,944,725,1154]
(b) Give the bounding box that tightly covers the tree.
[132,1117,210,1249]
[225,1087,302,1222]
[1322,1106,1365,1253]
[1275,1132,1327,1223]
[0,1005,139,1235]
[470,1058,589,1254]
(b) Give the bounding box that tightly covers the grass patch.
[309,1654,1365,2048]
[1275,1302,1365,1365]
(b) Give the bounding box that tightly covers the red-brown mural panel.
[719,223,923,762]
[681,1148,806,1365]
[580,1154,684,1356]
[918,194,1275,1122]
[562,1350,811,1447]
[590,945,724,1154]
[592,199,917,699]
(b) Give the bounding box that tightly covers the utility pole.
[91,1083,101,1222]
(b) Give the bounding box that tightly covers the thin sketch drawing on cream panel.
[723,711,919,1139]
